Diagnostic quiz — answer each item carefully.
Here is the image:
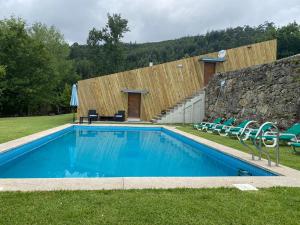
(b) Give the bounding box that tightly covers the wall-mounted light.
[220,80,226,87]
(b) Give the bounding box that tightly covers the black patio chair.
[88,109,99,124]
[114,110,125,122]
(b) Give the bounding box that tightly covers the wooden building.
[77,39,277,121]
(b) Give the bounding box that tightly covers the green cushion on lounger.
[197,117,223,130]
[213,118,235,130]
[195,117,222,126]
[263,123,300,142]
[286,123,300,134]
[226,120,251,137]
[211,118,222,124]
[224,118,235,125]
[291,142,300,147]
[248,123,273,139]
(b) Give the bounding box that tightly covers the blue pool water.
[0,126,276,178]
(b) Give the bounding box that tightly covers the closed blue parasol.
[70,84,78,107]
[70,84,78,122]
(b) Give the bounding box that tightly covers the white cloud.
[0,0,299,44]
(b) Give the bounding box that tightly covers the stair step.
[151,89,203,122]
[166,107,174,111]
[153,115,163,119]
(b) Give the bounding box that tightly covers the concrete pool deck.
[1,124,300,191]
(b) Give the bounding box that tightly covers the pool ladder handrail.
[237,121,280,166]
[237,120,257,160]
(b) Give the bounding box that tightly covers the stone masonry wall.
[205,54,300,129]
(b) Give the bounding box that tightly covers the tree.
[75,59,97,79]
[0,65,6,102]
[0,65,5,78]
[276,22,300,59]
[0,18,49,115]
[0,17,78,116]
[87,13,130,74]
[29,23,79,113]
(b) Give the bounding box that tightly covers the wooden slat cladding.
[78,40,277,121]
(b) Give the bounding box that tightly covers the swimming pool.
[0,126,276,178]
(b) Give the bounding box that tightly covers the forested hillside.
[70,21,300,79]
[1,14,300,116]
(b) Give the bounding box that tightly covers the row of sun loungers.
[193,118,300,152]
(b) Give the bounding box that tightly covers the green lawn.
[0,114,73,143]
[177,125,300,171]
[0,188,300,225]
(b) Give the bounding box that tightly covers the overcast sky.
[1,0,300,44]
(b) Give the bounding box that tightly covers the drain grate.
[233,184,258,191]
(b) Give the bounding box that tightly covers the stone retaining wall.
[205,54,300,128]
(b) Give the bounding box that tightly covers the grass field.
[1,188,300,225]
[177,125,300,171]
[0,114,73,143]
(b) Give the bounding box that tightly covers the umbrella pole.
[72,107,75,123]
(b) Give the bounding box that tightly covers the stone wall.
[205,54,300,128]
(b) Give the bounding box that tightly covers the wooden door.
[128,93,141,118]
[204,62,216,86]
